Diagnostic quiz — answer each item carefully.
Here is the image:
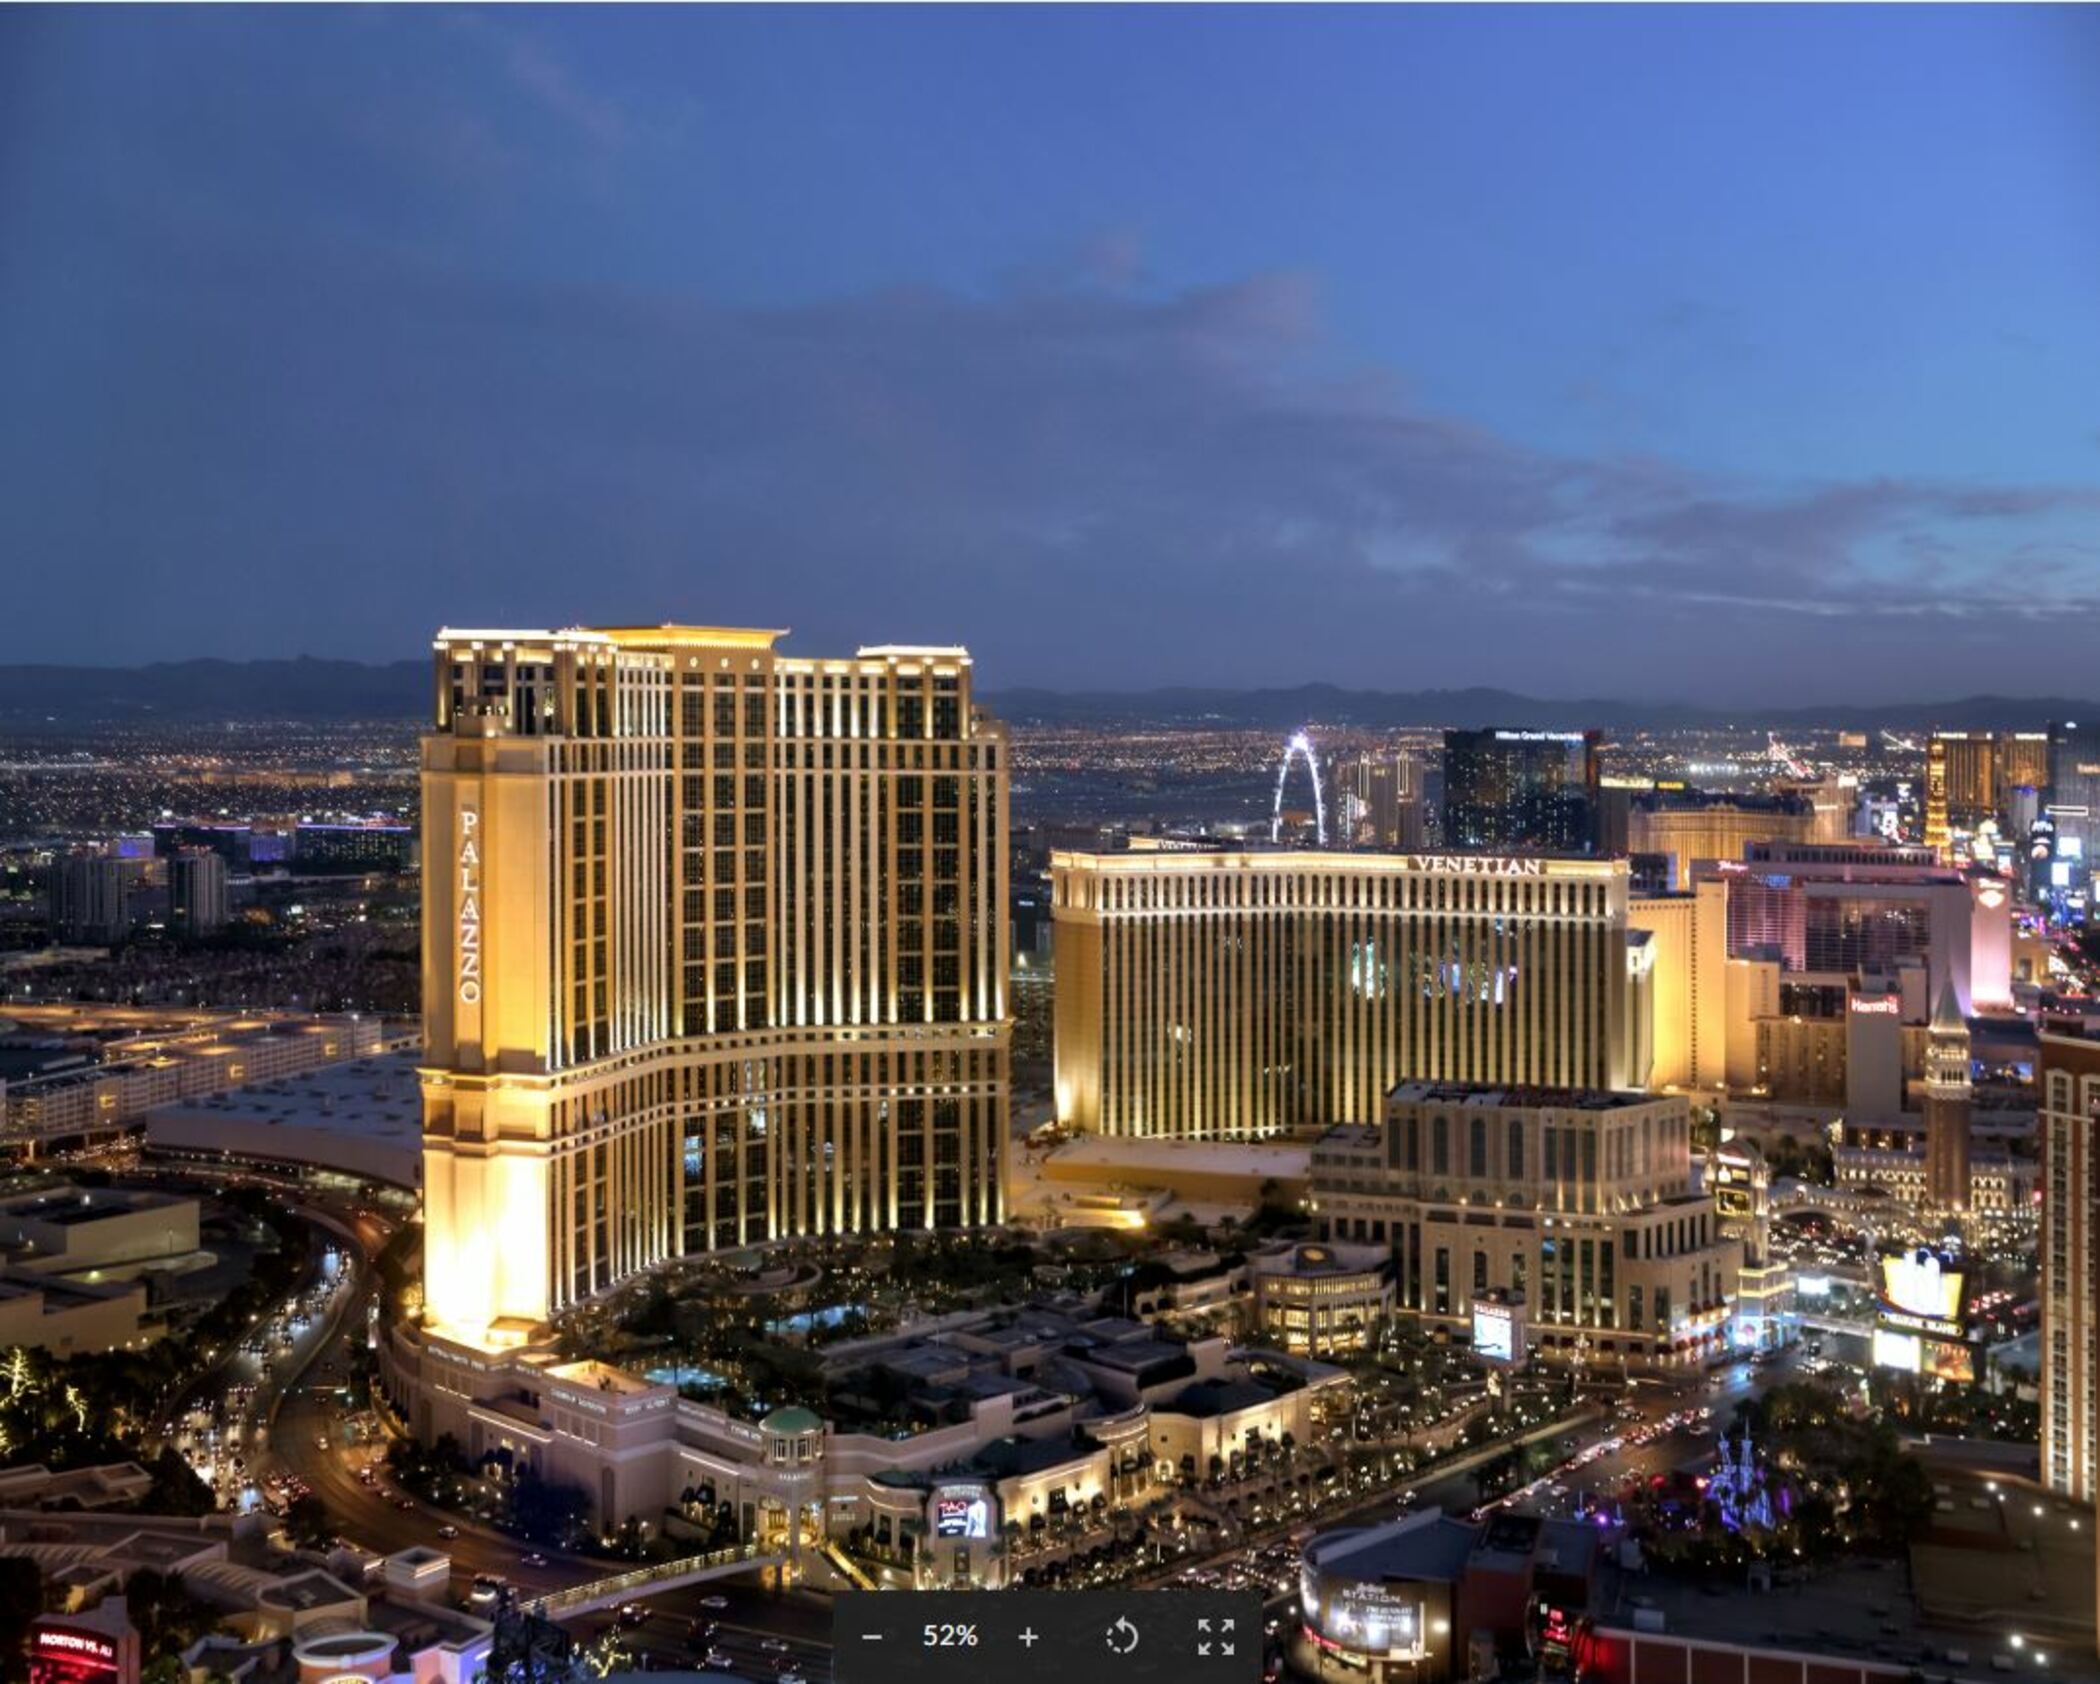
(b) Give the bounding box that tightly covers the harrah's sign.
[457,807,482,1006]
[1404,855,1545,878]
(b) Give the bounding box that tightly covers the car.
[699,1596,729,1610]
[704,1652,733,1670]
[437,1523,459,1539]
[779,1671,805,1684]
[395,1497,417,1511]
[760,1638,789,1653]
[521,1552,548,1568]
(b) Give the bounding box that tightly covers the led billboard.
[1878,1247,1967,1340]
[30,1624,133,1684]
[1309,1583,1426,1660]
[932,1488,990,1539]
[1472,1299,1516,1363]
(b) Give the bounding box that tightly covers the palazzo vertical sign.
[457,805,483,1009]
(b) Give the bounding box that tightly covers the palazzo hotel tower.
[420,626,1009,1348]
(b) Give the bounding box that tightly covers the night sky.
[3,7,2097,701]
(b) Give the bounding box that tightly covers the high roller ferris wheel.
[1270,729,1327,846]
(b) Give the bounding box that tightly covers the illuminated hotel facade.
[1311,1084,1750,1365]
[419,625,1009,1348]
[1051,851,1651,1139]
[2041,1027,2100,1506]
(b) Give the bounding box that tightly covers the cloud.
[455,17,630,151]
[3,233,2096,703]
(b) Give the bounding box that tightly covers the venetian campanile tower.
[1923,979,1972,1212]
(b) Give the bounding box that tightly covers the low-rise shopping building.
[0,1271,150,1354]
[1832,1116,2038,1236]
[0,1185,201,1277]
[1295,1509,1604,1684]
[1251,1242,1394,1356]
[380,1299,1347,1587]
[0,1508,489,1684]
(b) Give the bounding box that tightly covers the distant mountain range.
[0,659,2091,733]
[985,682,2096,734]
[0,658,429,722]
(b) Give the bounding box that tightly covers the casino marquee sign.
[1400,856,1546,878]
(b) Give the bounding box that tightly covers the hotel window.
[1508,1119,1524,1180]
[1470,1118,1488,1179]
[1432,1117,1450,1177]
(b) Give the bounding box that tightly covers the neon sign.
[35,1637,114,1663]
[31,1622,127,1684]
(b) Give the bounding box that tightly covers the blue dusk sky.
[2,5,2097,701]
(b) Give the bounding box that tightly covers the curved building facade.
[419,626,1010,1349]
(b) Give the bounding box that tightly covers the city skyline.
[1,9,2098,1674]
[4,8,2099,700]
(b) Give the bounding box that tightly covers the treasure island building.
[419,626,1009,1348]
[1052,851,1650,1139]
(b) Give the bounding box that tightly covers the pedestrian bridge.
[521,1544,784,1620]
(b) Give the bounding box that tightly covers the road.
[1431,1349,1802,1521]
[265,1207,618,1596]
[1154,1346,1809,1606]
[564,1581,837,1683]
[126,1162,678,1602]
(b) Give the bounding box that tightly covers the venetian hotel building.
[420,626,1009,1348]
[1052,851,1651,1139]
[1311,1085,1743,1364]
